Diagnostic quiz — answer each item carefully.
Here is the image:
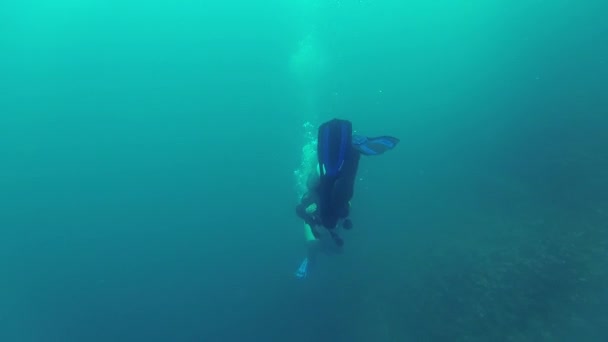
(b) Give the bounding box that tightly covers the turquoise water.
[1,0,607,341]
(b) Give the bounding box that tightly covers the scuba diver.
[294,118,399,279]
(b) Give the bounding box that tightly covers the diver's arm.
[296,193,321,228]
[300,192,316,207]
[296,210,320,229]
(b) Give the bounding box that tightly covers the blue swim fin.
[295,257,309,279]
[318,119,354,178]
[317,119,356,229]
[352,135,399,156]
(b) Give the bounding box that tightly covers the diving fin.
[317,119,358,230]
[295,257,309,279]
[317,119,354,178]
[352,135,399,156]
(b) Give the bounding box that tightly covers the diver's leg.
[342,218,353,230]
[306,239,320,270]
[329,230,344,247]
[295,223,320,279]
[338,202,353,230]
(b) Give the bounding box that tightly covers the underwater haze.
[1,0,607,341]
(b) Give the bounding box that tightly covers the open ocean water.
[1,0,607,341]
